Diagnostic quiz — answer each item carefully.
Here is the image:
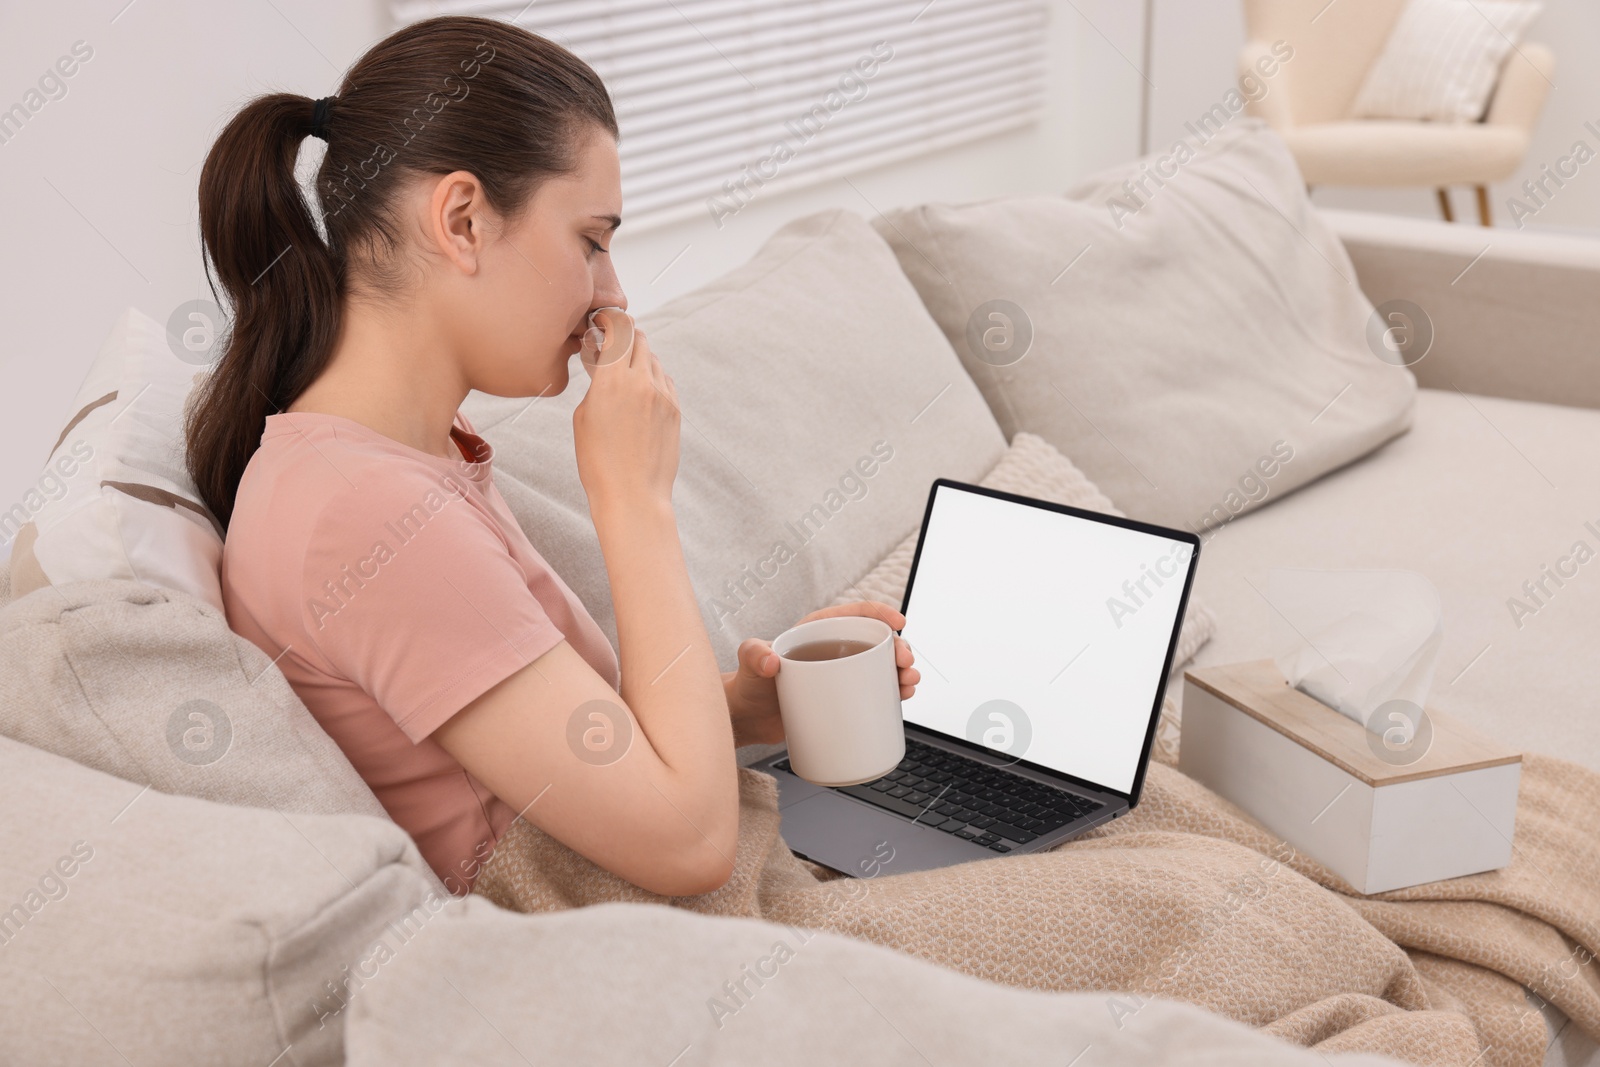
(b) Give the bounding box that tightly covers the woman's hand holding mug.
[727,601,919,771]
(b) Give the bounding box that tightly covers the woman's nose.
[593,261,626,313]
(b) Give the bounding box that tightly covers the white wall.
[1146,0,1247,153]
[0,0,1146,545]
[0,0,389,555]
[1147,0,1600,236]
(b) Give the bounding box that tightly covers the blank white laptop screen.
[899,483,1197,796]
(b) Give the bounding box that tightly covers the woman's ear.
[428,169,490,275]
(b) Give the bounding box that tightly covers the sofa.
[2,121,1596,1066]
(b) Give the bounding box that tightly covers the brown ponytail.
[187,15,617,530]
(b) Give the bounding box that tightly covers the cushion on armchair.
[869,119,1417,535]
[1350,0,1544,123]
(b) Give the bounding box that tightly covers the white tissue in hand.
[1264,568,1444,732]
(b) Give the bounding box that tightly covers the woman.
[189,14,919,899]
[187,23,1490,1058]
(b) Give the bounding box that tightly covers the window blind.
[390,0,1049,232]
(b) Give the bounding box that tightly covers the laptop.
[751,478,1201,878]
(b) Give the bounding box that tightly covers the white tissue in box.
[1266,568,1443,732]
[1180,660,1520,895]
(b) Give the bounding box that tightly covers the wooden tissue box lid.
[1183,659,1521,787]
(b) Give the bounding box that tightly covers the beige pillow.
[0,577,393,823]
[1352,0,1543,123]
[0,732,439,1067]
[828,431,1216,669]
[464,208,1008,675]
[870,119,1417,533]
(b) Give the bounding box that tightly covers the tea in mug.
[781,637,878,662]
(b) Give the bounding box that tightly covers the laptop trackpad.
[778,791,988,878]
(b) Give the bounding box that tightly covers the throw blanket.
[473,700,1600,1067]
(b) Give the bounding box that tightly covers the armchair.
[1240,0,1554,225]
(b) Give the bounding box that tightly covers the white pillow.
[8,307,224,611]
[1351,0,1543,123]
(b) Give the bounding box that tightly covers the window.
[392,0,1049,231]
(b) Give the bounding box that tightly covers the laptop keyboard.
[773,737,1104,853]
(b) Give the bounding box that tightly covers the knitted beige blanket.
[473,716,1600,1067]
[473,433,1596,1064]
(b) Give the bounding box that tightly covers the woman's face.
[447,124,626,400]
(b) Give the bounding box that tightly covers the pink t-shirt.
[222,409,620,893]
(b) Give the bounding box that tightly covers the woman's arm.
[432,496,737,897]
[434,326,738,897]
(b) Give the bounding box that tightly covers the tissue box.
[1180,660,1520,894]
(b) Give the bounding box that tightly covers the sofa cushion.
[0,578,389,821]
[869,119,1417,533]
[1183,387,1600,775]
[0,733,440,1067]
[343,894,1414,1067]
[462,207,1008,673]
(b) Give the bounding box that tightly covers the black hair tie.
[308,96,335,141]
